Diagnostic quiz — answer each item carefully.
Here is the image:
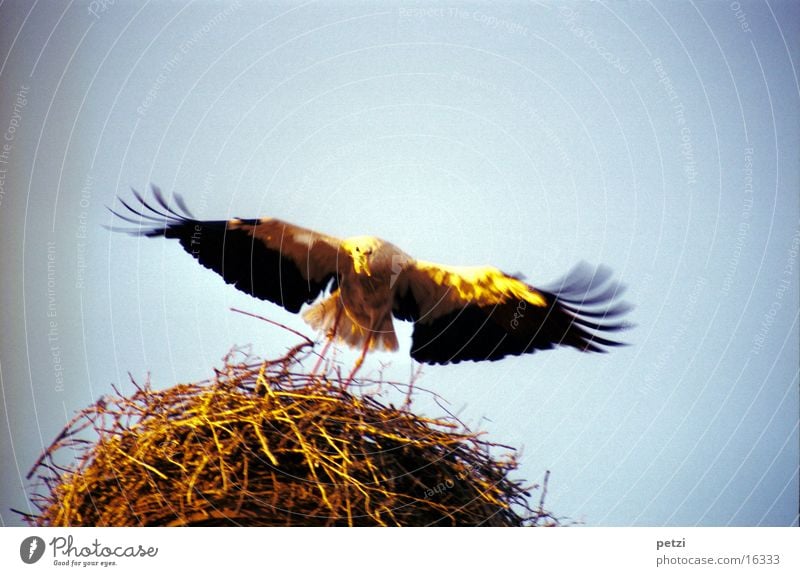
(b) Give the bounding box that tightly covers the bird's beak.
[353,253,371,276]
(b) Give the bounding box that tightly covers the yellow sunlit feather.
[414,261,547,310]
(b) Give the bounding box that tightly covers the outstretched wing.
[109,186,344,313]
[393,261,630,364]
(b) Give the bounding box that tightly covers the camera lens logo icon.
[20,536,46,564]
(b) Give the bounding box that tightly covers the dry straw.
[22,331,557,527]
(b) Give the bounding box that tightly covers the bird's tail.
[303,293,399,352]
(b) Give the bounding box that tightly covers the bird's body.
[304,237,404,353]
[111,187,630,365]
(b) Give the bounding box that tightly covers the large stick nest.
[22,342,557,527]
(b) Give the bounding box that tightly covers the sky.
[0,0,797,527]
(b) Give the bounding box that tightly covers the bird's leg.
[345,332,372,387]
[312,305,343,376]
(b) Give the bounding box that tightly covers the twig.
[230,307,314,347]
[539,470,550,515]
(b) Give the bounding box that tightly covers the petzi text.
[656,538,686,550]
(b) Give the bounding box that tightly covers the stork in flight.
[111,187,630,377]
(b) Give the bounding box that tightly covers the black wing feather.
[402,262,631,365]
[110,186,339,313]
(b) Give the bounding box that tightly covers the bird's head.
[342,236,382,277]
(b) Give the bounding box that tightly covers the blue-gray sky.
[1,0,797,526]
